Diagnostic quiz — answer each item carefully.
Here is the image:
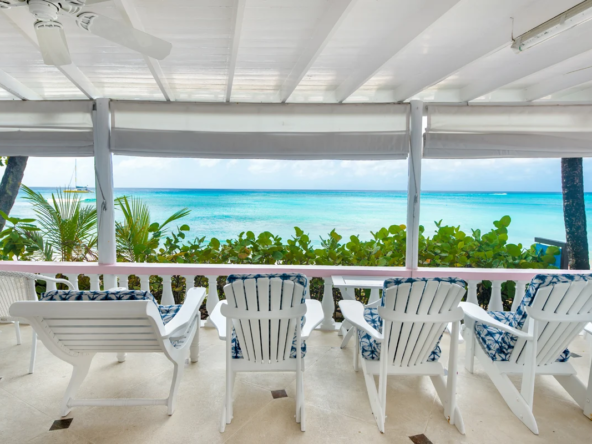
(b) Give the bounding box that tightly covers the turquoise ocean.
[10,188,592,248]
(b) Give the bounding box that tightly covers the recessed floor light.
[409,434,433,444]
[271,389,288,399]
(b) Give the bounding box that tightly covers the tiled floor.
[1,322,591,444]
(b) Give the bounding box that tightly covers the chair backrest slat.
[0,272,36,318]
[223,274,307,364]
[402,280,439,367]
[379,278,466,368]
[510,275,592,366]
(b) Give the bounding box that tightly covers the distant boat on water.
[64,160,92,194]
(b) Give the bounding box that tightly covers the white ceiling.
[2,0,592,103]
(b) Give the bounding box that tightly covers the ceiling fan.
[0,0,172,66]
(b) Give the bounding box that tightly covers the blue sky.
[20,156,592,192]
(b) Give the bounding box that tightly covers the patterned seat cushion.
[472,274,592,362]
[41,290,182,326]
[358,277,467,362]
[226,273,307,360]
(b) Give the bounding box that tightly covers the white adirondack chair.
[462,274,592,434]
[0,270,74,373]
[210,273,324,432]
[10,287,206,416]
[339,277,466,434]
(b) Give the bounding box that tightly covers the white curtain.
[110,102,410,160]
[424,105,592,158]
[0,101,94,156]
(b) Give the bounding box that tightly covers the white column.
[161,276,175,305]
[405,99,423,270]
[87,274,100,291]
[94,98,117,289]
[205,275,219,327]
[512,280,529,312]
[64,274,79,290]
[466,280,479,305]
[320,277,336,331]
[488,281,504,312]
[139,275,151,292]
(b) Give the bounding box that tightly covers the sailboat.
[64,160,92,194]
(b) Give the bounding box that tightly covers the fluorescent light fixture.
[512,0,592,53]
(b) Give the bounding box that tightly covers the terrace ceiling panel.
[136,0,235,102]
[355,0,536,103]
[230,0,331,102]
[457,2,592,102]
[0,10,87,100]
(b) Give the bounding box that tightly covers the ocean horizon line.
[24,187,583,195]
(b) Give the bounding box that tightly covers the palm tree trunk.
[0,156,28,232]
[561,158,590,270]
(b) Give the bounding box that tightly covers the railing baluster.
[139,275,150,292]
[512,280,529,312]
[368,288,380,304]
[116,275,129,290]
[488,280,504,311]
[320,277,336,331]
[64,274,79,290]
[466,280,479,304]
[88,274,100,291]
[43,274,57,291]
[205,275,219,327]
[161,275,175,305]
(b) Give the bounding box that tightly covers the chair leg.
[476,347,538,434]
[361,358,385,433]
[61,357,93,417]
[14,321,21,345]
[28,331,37,374]
[554,374,590,418]
[353,328,359,372]
[167,359,185,416]
[340,326,355,349]
[299,370,306,432]
[190,319,200,363]
[464,322,475,374]
[116,353,127,363]
[430,375,465,435]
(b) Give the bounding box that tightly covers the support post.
[320,277,336,330]
[205,275,219,327]
[94,98,117,289]
[488,281,504,312]
[405,100,423,270]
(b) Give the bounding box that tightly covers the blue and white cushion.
[473,274,592,362]
[41,290,183,326]
[226,273,307,360]
[358,277,465,362]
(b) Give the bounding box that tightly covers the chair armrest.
[302,299,323,339]
[460,302,532,340]
[162,287,206,339]
[339,300,383,341]
[209,301,227,340]
[35,276,76,290]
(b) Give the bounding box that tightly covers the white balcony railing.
[0,261,576,329]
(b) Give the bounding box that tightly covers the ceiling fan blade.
[34,21,72,66]
[76,12,172,60]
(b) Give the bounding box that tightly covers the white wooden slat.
[536,282,585,364]
[226,282,250,361]
[418,283,461,364]
[412,282,450,365]
[67,346,160,351]
[232,280,256,362]
[394,281,425,367]
[269,278,283,361]
[62,340,158,346]
[258,278,271,363]
[277,280,295,361]
[402,280,438,367]
[56,333,155,340]
[45,319,150,326]
[385,283,409,366]
[283,283,303,361]
[245,279,262,363]
[542,284,592,365]
[51,327,153,334]
[513,286,554,365]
